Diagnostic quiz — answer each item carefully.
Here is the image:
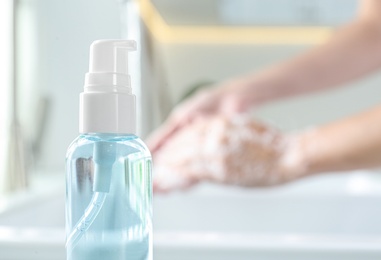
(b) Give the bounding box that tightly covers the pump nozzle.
[89,40,136,75]
[85,40,137,89]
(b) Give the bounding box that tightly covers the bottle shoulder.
[66,134,151,159]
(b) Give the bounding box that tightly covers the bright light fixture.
[138,0,333,44]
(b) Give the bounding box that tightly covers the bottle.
[65,40,152,260]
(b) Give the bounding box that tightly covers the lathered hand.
[153,115,306,192]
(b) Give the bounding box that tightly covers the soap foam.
[154,115,295,190]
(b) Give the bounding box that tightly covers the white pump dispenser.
[66,39,152,259]
[80,40,137,134]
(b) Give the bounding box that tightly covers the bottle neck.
[79,90,136,134]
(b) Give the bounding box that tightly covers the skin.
[148,0,381,191]
[299,106,381,174]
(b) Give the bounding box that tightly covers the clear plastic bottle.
[66,40,152,260]
[66,134,152,259]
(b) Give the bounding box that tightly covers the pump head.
[80,40,137,134]
[85,40,137,90]
[89,40,136,75]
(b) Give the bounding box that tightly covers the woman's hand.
[147,78,255,155]
[153,115,307,192]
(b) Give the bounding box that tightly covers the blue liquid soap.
[66,40,152,260]
[66,134,152,260]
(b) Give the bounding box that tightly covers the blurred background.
[1,0,381,259]
[2,0,381,174]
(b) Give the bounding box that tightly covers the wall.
[160,43,381,131]
[17,0,121,171]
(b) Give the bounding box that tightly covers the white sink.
[1,171,381,260]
